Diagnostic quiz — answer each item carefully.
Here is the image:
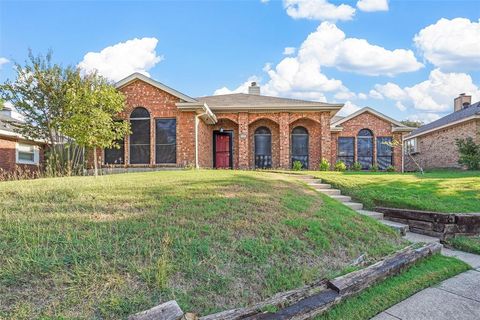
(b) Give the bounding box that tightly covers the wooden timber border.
[375,207,480,240]
[128,243,441,320]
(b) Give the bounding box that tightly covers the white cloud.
[406,112,441,124]
[374,82,407,101]
[284,0,356,21]
[369,89,383,99]
[338,100,361,116]
[261,0,270,3]
[0,57,9,69]
[283,47,296,55]
[78,37,163,82]
[374,69,480,112]
[298,22,423,76]
[356,0,388,12]
[358,93,368,100]
[213,76,260,95]
[215,22,422,102]
[395,101,407,111]
[414,18,480,71]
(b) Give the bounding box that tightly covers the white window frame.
[404,138,418,154]
[16,143,39,165]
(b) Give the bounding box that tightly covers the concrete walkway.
[293,175,480,320]
[372,232,480,320]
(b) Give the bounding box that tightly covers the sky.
[0,0,479,123]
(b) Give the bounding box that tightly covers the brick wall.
[0,136,44,173]
[405,119,480,171]
[97,79,197,168]
[330,112,403,171]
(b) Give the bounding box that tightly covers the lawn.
[307,170,480,213]
[445,236,480,255]
[0,170,404,319]
[316,254,470,320]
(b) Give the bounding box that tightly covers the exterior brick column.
[320,112,332,167]
[279,112,290,169]
[238,112,249,169]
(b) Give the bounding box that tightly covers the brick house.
[98,73,412,171]
[0,107,45,174]
[404,94,480,171]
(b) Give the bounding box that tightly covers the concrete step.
[381,220,409,236]
[302,178,322,184]
[356,209,383,220]
[344,202,363,210]
[404,231,440,243]
[295,175,315,179]
[317,188,341,195]
[308,183,331,189]
[330,195,352,202]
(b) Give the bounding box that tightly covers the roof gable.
[115,73,197,103]
[331,107,410,130]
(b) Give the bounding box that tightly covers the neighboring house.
[0,107,45,173]
[404,94,480,171]
[96,73,412,171]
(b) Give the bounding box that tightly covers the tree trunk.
[93,146,98,177]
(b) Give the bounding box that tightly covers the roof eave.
[115,73,197,103]
[406,114,480,139]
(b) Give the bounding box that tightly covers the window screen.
[357,129,373,169]
[104,139,125,165]
[377,137,393,170]
[291,126,308,169]
[254,126,272,168]
[155,119,176,164]
[337,137,354,168]
[130,107,150,164]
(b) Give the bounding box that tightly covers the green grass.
[0,170,404,319]
[316,254,470,320]
[445,236,480,255]
[307,170,480,213]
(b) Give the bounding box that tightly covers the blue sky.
[1,0,479,123]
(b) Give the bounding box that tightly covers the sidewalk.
[372,232,480,320]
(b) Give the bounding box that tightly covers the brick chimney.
[454,93,472,112]
[248,82,260,95]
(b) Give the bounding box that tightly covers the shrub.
[386,165,395,172]
[334,160,347,172]
[319,158,330,171]
[351,162,362,171]
[292,160,303,171]
[456,137,480,170]
[370,164,379,172]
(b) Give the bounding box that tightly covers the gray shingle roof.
[409,101,480,137]
[195,93,340,108]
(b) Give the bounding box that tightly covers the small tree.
[63,72,130,176]
[384,138,424,174]
[401,120,423,128]
[0,51,73,174]
[456,137,480,170]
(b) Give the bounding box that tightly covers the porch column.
[320,112,332,168]
[279,112,290,169]
[238,112,249,169]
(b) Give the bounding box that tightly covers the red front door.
[215,133,231,169]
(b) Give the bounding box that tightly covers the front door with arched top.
[357,128,374,169]
[291,126,309,169]
[254,126,272,168]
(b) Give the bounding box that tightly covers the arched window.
[291,126,308,169]
[254,126,272,169]
[130,107,150,164]
[357,128,373,169]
